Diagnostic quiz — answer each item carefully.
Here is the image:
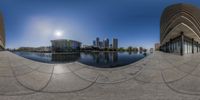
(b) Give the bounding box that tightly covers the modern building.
[96,37,100,47]
[35,46,51,52]
[110,44,112,48]
[93,40,96,47]
[150,48,154,53]
[103,38,109,49]
[17,46,51,52]
[160,3,200,55]
[112,38,118,49]
[155,43,160,51]
[92,37,118,50]
[0,12,5,50]
[18,47,36,52]
[99,41,103,49]
[51,39,81,52]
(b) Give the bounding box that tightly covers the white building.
[51,39,81,52]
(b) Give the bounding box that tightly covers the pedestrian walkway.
[1,51,200,100]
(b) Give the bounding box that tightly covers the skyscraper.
[96,37,100,48]
[93,40,96,47]
[99,41,103,49]
[0,12,5,50]
[103,38,109,49]
[112,38,118,49]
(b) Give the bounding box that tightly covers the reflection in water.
[110,52,118,62]
[79,51,145,68]
[52,53,80,62]
[90,52,118,64]
[128,51,132,55]
[14,51,146,68]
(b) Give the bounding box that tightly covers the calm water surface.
[13,51,147,68]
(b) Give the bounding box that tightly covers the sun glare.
[54,30,63,37]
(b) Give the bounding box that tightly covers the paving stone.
[43,72,93,92]
[16,71,51,91]
[1,51,200,99]
[53,64,71,74]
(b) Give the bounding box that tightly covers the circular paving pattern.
[1,51,200,99]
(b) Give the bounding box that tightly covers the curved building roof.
[0,12,5,49]
[160,3,200,45]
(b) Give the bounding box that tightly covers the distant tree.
[143,49,147,52]
[104,48,109,51]
[139,47,143,52]
[127,46,133,51]
[118,47,125,51]
[132,47,138,52]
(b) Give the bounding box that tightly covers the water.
[13,51,147,68]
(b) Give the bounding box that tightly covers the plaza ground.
[1,51,200,99]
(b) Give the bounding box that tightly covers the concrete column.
[192,38,194,54]
[180,32,184,56]
[166,42,168,53]
[197,42,198,53]
[170,39,172,53]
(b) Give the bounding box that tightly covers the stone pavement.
[1,51,200,99]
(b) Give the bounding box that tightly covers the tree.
[132,47,138,52]
[139,47,143,52]
[127,46,133,51]
[118,47,125,51]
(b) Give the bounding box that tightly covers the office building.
[160,3,200,55]
[103,38,109,49]
[112,38,118,49]
[51,39,81,52]
[96,37,100,47]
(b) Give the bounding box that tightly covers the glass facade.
[51,39,81,52]
[160,34,200,55]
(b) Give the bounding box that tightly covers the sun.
[54,30,63,37]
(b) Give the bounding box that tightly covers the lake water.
[13,51,147,68]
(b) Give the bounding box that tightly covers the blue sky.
[0,0,200,49]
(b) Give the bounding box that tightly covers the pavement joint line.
[2,52,101,94]
[161,53,200,83]
[3,51,200,97]
[159,52,200,95]
[7,54,55,93]
[68,61,146,84]
[40,73,100,93]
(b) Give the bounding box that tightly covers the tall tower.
[0,12,5,50]
[96,37,100,48]
[104,38,109,49]
[112,38,118,50]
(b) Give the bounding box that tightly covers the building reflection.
[51,53,80,62]
[91,52,118,64]
[104,52,109,63]
[111,52,118,62]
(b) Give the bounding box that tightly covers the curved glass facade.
[160,3,200,55]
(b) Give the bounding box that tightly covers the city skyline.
[1,0,200,49]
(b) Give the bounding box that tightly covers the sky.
[0,0,200,49]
